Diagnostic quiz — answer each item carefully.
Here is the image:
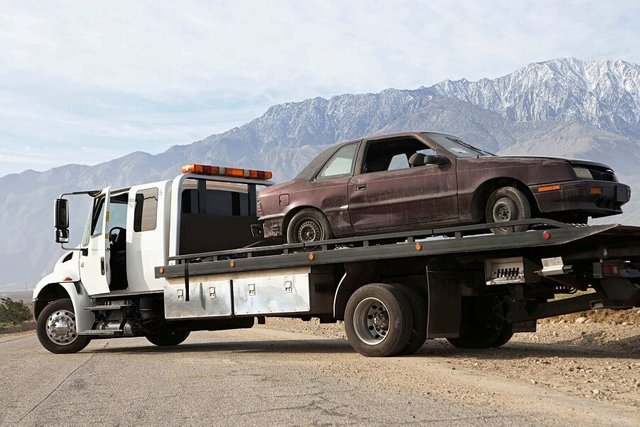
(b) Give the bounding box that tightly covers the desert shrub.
[0,297,31,324]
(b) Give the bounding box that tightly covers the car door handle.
[356,184,367,191]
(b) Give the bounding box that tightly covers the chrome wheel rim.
[492,197,517,222]
[353,297,390,345]
[45,309,77,345]
[297,220,321,243]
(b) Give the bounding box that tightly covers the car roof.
[293,131,457,181]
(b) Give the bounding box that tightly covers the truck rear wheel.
[37,299,91,354]
[396,284,428,355]
[146,328,190,346]
[446,296,511,349]
[344,283,413,357]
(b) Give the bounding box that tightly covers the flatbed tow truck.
[34,164,640,356]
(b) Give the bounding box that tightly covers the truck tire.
[146,328,190,346]
[485,186,531,234]
[287,209,333,244]
[396,284,428,355]
[446,296,510,349]
[344,283,413,357]
[37,299,91,354]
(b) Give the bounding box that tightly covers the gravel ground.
[257,309,640,409]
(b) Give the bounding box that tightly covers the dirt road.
[1,321,638,426]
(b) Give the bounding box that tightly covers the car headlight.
[573,167,593,179]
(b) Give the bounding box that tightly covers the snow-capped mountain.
[2,58,639,289]
[428,58,640,139]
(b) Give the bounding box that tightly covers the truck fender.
[33,279,94,332]
[333,262,377,320]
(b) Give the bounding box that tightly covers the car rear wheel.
[286,209,333,244]
[485,186,531,234]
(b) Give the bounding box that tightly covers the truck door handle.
[356,184,367,191]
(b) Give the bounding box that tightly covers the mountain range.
[2,57,640,290]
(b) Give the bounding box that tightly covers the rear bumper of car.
[532,180,631,217]
[260,216,285,238]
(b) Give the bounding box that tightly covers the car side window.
[317,143,358,179]
[363,138,437,173]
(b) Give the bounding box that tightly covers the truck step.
[85,304,129,311]
[78,329,123,336]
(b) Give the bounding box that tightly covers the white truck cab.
[33,164,272,353]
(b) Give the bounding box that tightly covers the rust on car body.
[258,132,631,243]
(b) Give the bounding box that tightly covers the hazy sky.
[1,0,639,177]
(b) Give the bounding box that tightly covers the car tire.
[344,283,413,357]
[37,299,92,354]
[286,209,333,244]
[485,186,531,234]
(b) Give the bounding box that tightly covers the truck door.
[79,187,111,295]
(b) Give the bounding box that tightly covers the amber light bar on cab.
[181,164,273,180]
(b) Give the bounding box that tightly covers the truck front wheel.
[344,283,413,357]
[37,299,91,354]
[146,328,190,346]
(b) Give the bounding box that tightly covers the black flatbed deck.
[156,219,640,279]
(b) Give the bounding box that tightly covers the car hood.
[494,156,612,170]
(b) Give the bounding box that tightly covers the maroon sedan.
[257,132,631,243]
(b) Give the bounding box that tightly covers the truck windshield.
[424,133,494,158]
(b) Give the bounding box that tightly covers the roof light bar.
[181,164,273,180]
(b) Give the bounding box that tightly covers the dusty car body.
[258,132,631,243]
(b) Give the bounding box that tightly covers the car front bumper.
[532,180,631,218]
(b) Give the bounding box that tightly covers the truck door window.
[90,195,128,237]
[134,188,159,232]
[90,198,105,237]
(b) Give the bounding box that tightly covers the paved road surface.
[1,328,638,426]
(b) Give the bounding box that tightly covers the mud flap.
[426,266,461,338]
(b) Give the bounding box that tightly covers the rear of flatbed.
[155,219,640,356]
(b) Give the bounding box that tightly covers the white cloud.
[0,0,639,176]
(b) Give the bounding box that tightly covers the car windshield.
[423,133,494,158]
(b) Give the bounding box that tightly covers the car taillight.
[257,200,264,216]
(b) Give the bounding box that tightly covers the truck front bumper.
[532,180,631,218]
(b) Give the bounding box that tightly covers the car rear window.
[317,143,358,179]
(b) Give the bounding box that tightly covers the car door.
[302,142,360,236]
[348,137,458,232]
[79,187,111,295]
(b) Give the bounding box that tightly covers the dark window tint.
[182,180,255,217]
[317,143,358,179]
[134,188,159,232]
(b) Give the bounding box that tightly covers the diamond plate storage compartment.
[164,279,232,319]
[233,269,311,315]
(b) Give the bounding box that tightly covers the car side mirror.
[55,198,69,243]
[425,155,450,166]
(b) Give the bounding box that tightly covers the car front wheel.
[485,186,531,234]
[286,209,333,244]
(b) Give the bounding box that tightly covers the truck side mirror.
[56,228,69,244]
[55,198,69,243]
